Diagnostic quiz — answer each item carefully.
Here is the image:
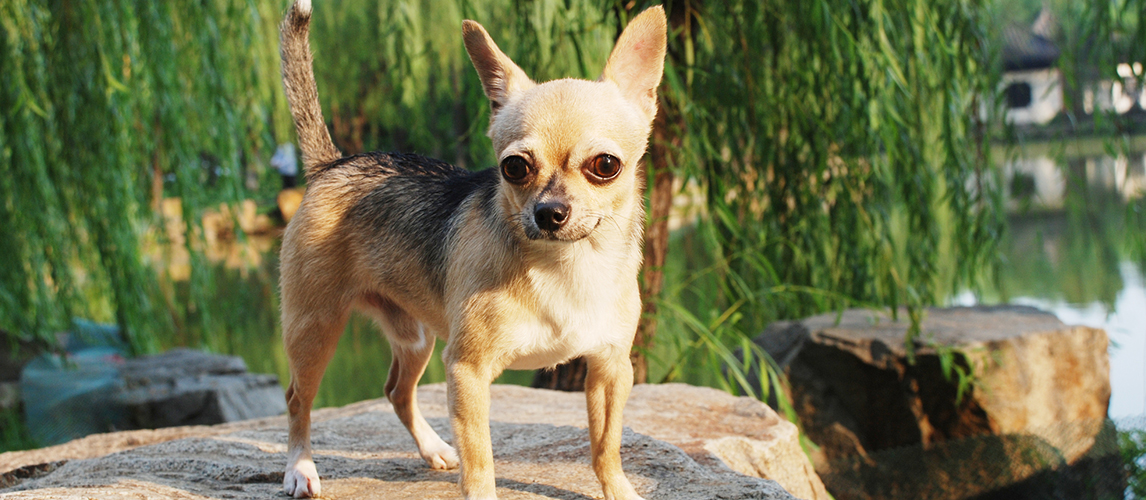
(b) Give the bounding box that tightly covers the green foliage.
[1,0,1016,403]
[309,0,617,163]
[650,0,1006,392]
[0,0,292,353]
[929,341,980,405]
[1121,427,1146,498]
[0,407,37,453]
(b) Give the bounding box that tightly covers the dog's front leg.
[585,346,643,500]
[447,355,498,500]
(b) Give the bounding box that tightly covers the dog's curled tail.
[280,0,340,176]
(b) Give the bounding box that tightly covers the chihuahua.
[278,1,665,498]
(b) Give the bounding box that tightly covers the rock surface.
[756,305,1114,499]
[0,384,801,499]
[116,349,286,427]
[416,383,828,500]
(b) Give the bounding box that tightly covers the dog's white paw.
[602,479,643,500]
[284,458,321,498]
[420,439,460,470]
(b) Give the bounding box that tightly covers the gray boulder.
[19,348,285,446]
[116,348,286,427]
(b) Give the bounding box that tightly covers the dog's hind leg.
[369,296,460,470]
[282,303,351,499]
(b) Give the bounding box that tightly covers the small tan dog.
[278,1,665,498]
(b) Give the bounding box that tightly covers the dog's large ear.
[601,6,667,121]
[463,20,535,115]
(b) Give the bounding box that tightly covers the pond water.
[150,139,1146,420]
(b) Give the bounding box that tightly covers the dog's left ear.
[601,6,667,122]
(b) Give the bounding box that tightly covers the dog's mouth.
[522,215,601,242]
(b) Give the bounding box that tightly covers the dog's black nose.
[534,202,569,231]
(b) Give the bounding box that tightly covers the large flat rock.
[1,384,804,499]
[757,305,1115,499]
[777,306,1110,460]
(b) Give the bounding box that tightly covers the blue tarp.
[19,319,130,446]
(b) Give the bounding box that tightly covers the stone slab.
[0,383,817,499]
[0,413,794,499]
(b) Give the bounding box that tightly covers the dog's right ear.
[463,21,535,115]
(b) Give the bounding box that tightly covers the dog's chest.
[503,252,630,370]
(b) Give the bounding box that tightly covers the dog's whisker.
[605,215,625,234]
[585,210,627,236]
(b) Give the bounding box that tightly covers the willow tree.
[307,0,620,162]
[0,0,291,353]
[8,0,1132,400]
[649,0,1007,391]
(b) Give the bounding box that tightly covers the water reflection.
[1003,136,1146,211]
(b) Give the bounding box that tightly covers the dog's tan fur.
[278,2,666,498]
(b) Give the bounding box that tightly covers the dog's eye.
[585,154,622,183]
[501,156,531,183]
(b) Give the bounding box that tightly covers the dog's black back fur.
[331,152,502,295]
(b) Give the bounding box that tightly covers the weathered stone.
[117,372,285,427]
[626,385,829,500]
[755,305,1113,499]
[119,348,248,381]
[16,348,285,445]
[115,349,286,428]
[0,400,797,499]
[0,412,284,474]
[2,383,825,495]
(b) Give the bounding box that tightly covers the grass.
[0,407,37,454]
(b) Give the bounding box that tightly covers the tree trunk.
[632,107,679,384]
